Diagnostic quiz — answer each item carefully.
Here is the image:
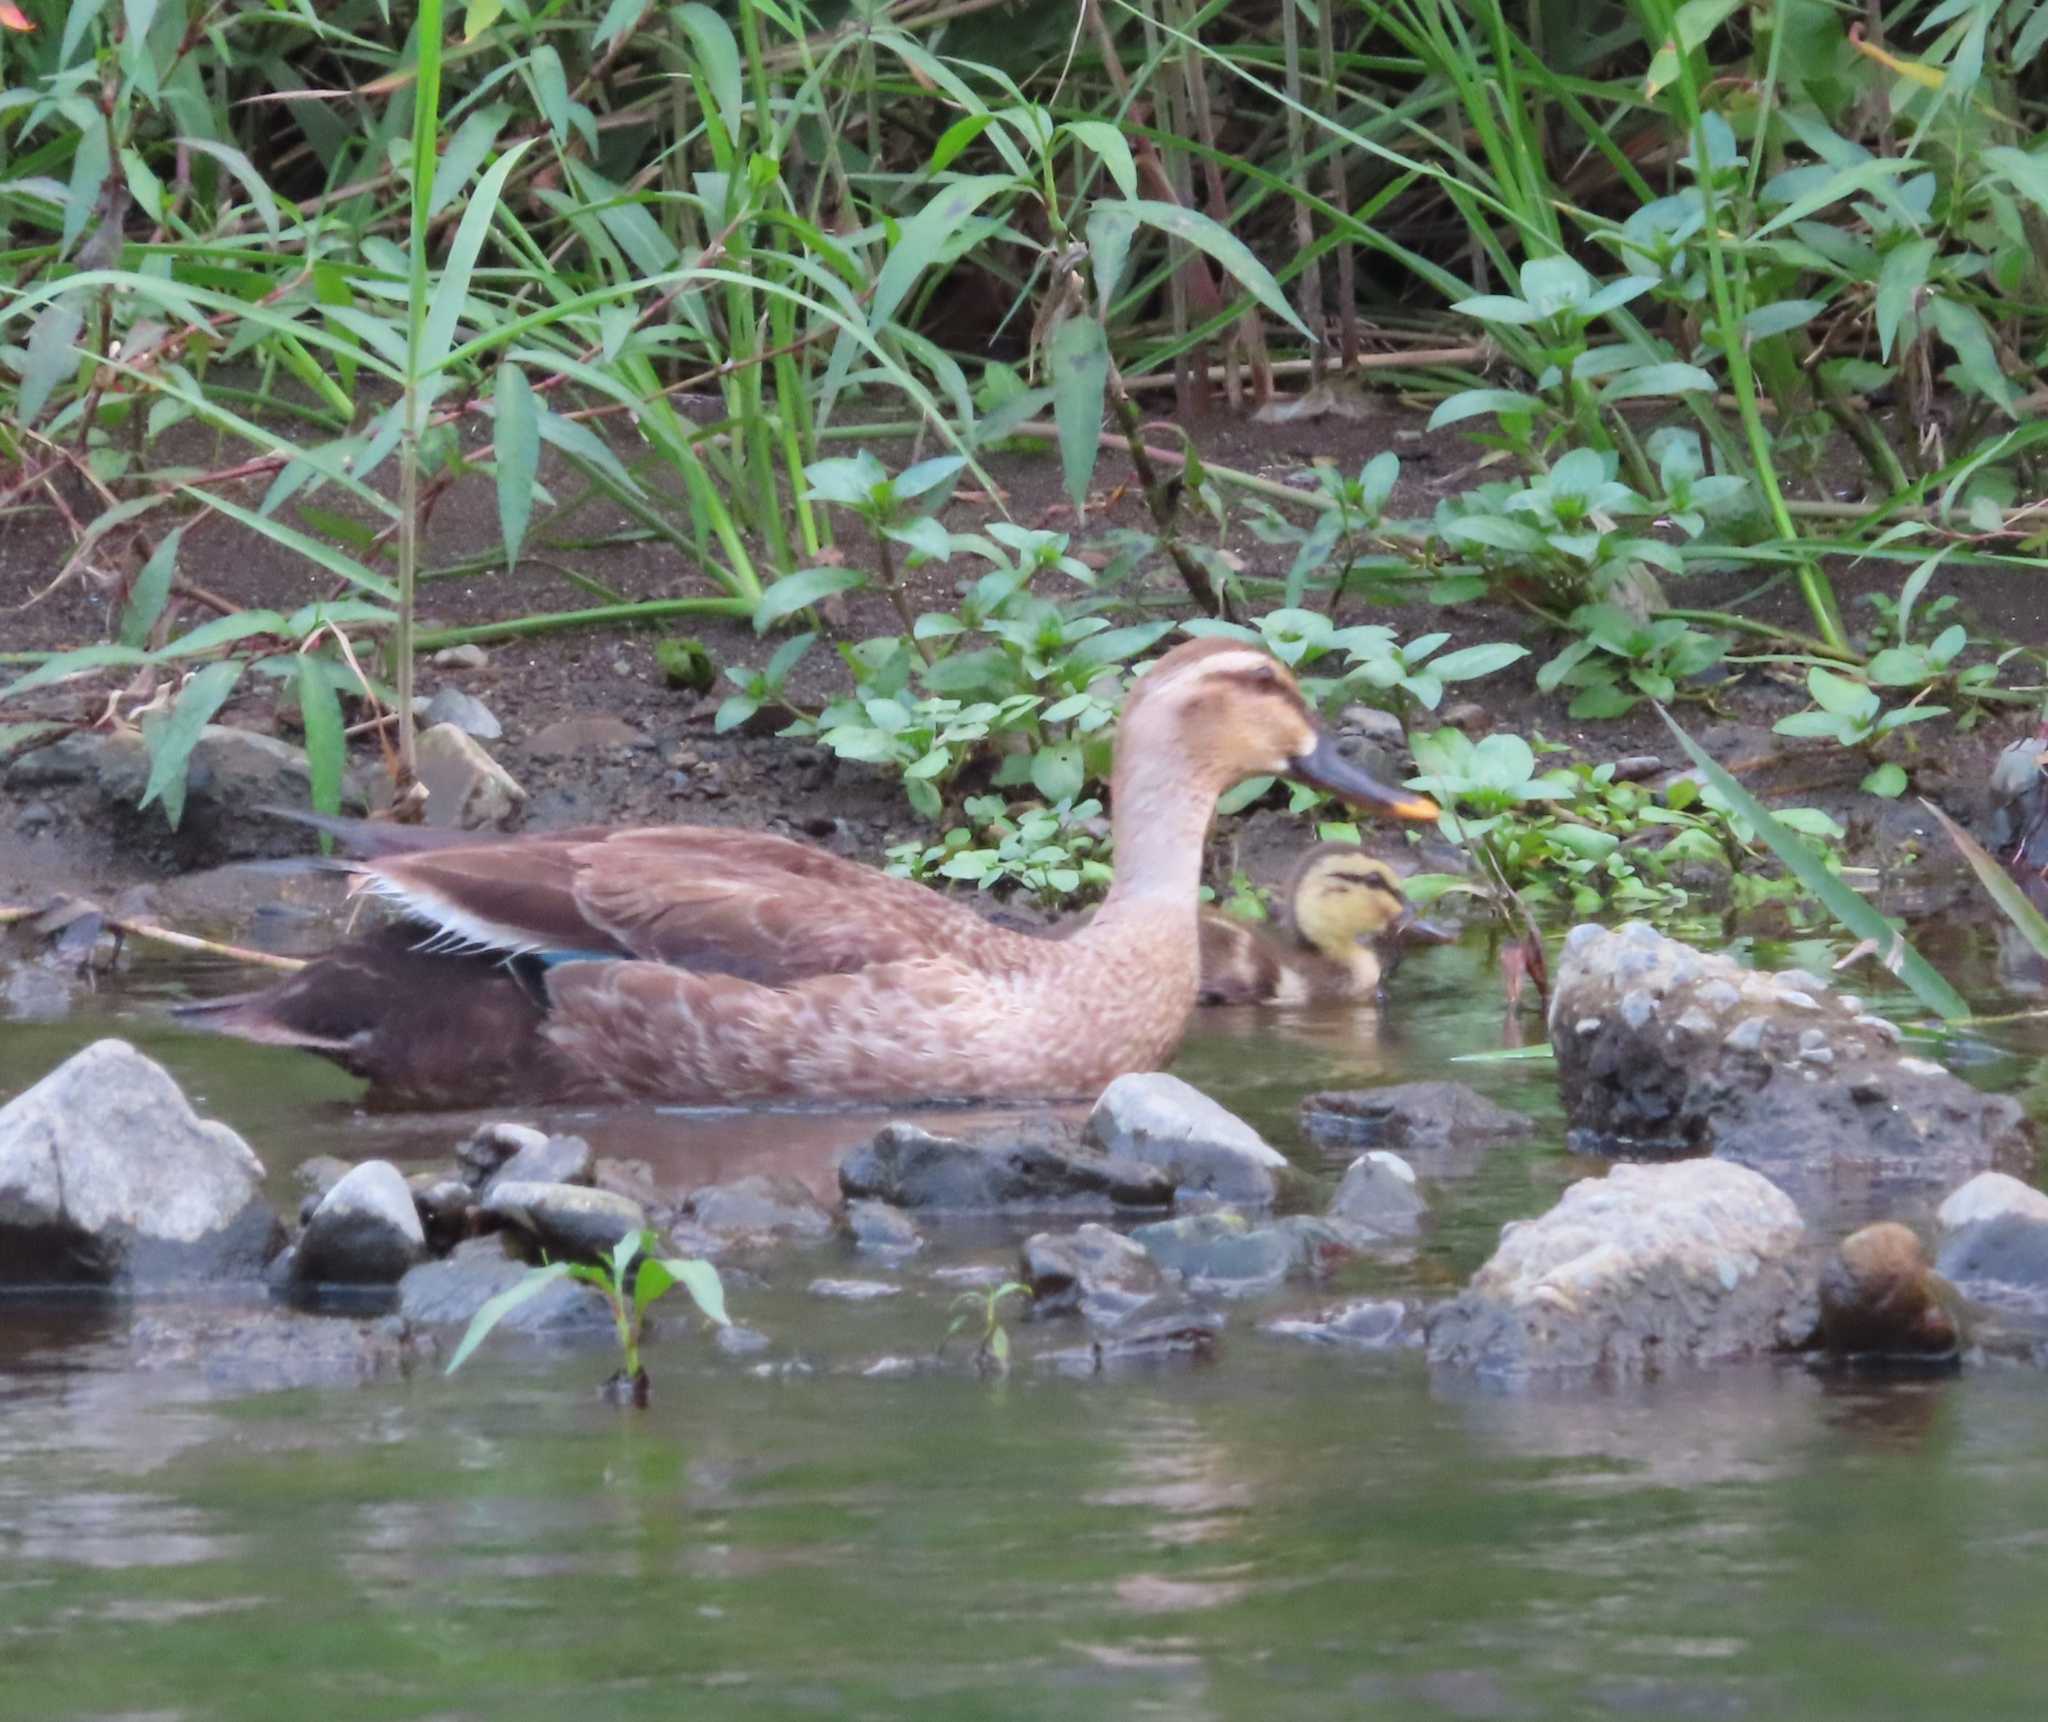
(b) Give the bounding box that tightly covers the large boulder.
[1548,922,2033,1202]
[1426,1160,1814,1377]
[1083,1073,1291,1207]
[838,1120,1172,1213]
[0,1039,281,1286]
[292,1160,427,1289]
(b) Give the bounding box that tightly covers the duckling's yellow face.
[1124,639,1439,820]
[1292,852,1417,955]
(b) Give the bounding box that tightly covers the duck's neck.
[1093,756,1221,919]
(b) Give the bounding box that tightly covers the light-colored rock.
[398,1235,612,1337]
[293,1160,426,1287]
[840,1199,924,1256]
[684,1173,833,1240]
[1937,1171,2048,1233]
[1426,1160,1813,1377]
[482,1180,646,1259]
[482,1132,592,1196]
[415,722,526,830]
[431,643,490,670]
[0,1039,280,1287]
[1021,1222,1162,1321]
[1327,1151,1426,1235]
[1084,1073,1289,1207]
[421,686,502,741]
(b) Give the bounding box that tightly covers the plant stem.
[411,597,753,649]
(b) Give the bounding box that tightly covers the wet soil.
[3,394,2042,905]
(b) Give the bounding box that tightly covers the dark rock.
[1083,1073,1291,1207]
[1299,1081,1532,1161]
[839,1119,1173,1213]
[1548,922,2033,1202]
[1426,1160,1814,1377]
[397,1235,614,1337]
[840,1198,924,1256]
[1327,1151,1426,1235]
[1057,1296,1224,1371]
[0,1038,281,1287]
[481,1180,647,1259]
[1267,1298,1411,1349]
[456,1121,548,1187]
[482,1132,593,1196]
[407,1173,476,1247]
[1021,1223,1163,1321]
[293,1160,427,1288]
[685,1173,834,1240]
[1129,1211,1349,1295]
[1935,1213,2048,1313]
[1817,1222,1959,1361]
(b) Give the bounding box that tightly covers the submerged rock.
[808,1277,902,1302]
[1816,1222,1959,1363]
[1083,1072,1291,1207]
[1299,1082,1531,1159]
[1935,1213,2048,1314]
[684,1173,834,1241]
[838,1120,1172,1213]
[0,1039,281,1287]
[127,1304,428,1391]
[1267,1299,1411,1350]
[398,1235,614,1338]
[1040,1296,1224,1373]
[293,1160,427,1289]
[1129,1210,1352,1295]
[481,1180,647,1260]
[1548,922,2032,1201]
[839,1198,925,1256]
[1327,1151,1426,1236]
[1021,1223,1163,1322]
[1426,1159,1813,1378]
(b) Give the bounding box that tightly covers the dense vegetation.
[3,0,2046,953]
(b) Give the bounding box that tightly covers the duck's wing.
[359,824,1001,984]
[1196,912,1280,1005]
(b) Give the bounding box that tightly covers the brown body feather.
[179,640,1439,1107]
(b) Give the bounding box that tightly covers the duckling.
[1198,845,1449,1007]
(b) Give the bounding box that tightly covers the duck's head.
[1121,637,1441,821]
[1288,846,1453,960]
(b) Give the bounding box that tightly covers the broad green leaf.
[19,295,83,425]
[1047,316,1109,511]
[426,107,506,217]
[1429,642,1528,681]
[445,1263,576,1372]
[158,609,288,658]
[62,119,109,254]
[1441,515,1545,554]
[296,656,346,821]
[182,490,398,600]
[536,405,647,501]
[1754,158,1921,237]
[140,660,243,829]
[1985,145,2048,223]
[931,112,998,174]
[1660,708,1968,1021]
[676,3,745,149]
[2,643,155,701]
[1861,762,1908,798]
[1117,199,1310,339]
[464,0,505,37]
[1601,362,1715,401]
[119,527,182,650]
[1428,389,1542,429]
[1031,741,1085,803]
[1447,293,1541,326]
[1061,121,1137,198]
[1875,237,1936,359]
[1741,299,1825,339]
[493,362,539,569]
[1086,204,1137,312]
[650,1257,730,1326]
[754,566,866,632]
[422,139,536,373]
[179,137,280,235]
[1808,665,1877,718]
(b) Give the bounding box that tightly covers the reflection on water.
[2,928,2048,1718]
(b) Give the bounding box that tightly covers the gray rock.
[1040,1296,1225,1373]
[1548,922,2033,1205]
[127,1304,427,1392]
[1267,1298,1410,1349]
[1298,1081,1531,1160]
[1021,1223,1163,1321]
[294,1155,353,1204]
[1130,1211,1350,1295]
[1817,1222,1959,1361]
[415,722,526,830]
[456,1121,548,1187]
[2,964,75,1022]
[1937,1171,2048,1232]
[1935,1213,2048,1312]
[421,687,503,741]
[482,1132,592,1196]
[1327,1151,1426,1236]
[1426,1160,1814,1377]
[431,643,490,670]
[293,1160,427,1288]
[840,1199,924,1256]
[1083,1073,1290,1207]
[685,1173,834,1240]
[398,1235,614,1338]
[481,1180,647,1259]
[839,1119,1173,1213]
[0,1039,281,1287]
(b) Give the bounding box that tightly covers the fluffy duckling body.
[1198,846,1447,1007]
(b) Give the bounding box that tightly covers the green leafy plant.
[887,794,1113,907]
[1536,604,1728,719]
[445,1229,728,1407]
[943,1280,1032,1379]
[1772,667,1947,797]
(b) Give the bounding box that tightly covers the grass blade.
[1920,799,2048,964]
[1658,706,1969,1021]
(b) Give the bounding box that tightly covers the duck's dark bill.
[1289,734,1441,821]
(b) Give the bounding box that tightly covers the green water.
[5,933,2048,1720]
